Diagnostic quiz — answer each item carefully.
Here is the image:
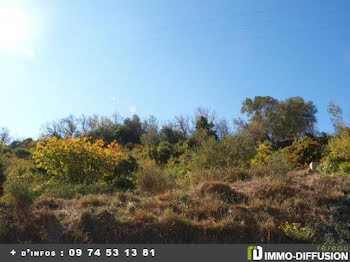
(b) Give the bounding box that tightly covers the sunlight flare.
[0,7,29,49]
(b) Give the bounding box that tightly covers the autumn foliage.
[321,127,350,173]
[33,137,122,183]
[283,140,323,168]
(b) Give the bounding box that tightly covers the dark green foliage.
[115,115,144,145]
[195,116,218,139]
[186,129,210,148]
[4,181,34,218]
[114,177,136,191]
[144,144,158,161]
[144,142,178,165]
[14,148,31,159]
[315,132,331,147]
[10,138,35,149]
[160,126,184,144]
[114,156,138,177]
[88,119,119,144]
[156,142,173,165]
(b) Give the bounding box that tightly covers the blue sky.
[0,0,349,139]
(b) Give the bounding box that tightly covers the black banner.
[0,244,349,262]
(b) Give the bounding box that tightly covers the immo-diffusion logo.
[246,245,349,261]
[247,246,263,261]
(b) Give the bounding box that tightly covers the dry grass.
[2,171,350,243]
[76,195,105,209]
[35,198,62,209]
[196,181,245,203]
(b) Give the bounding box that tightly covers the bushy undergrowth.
[0,122,350,243]
[320,127,350,174]
[136,161,176,194]
[33,137,122,183]
[283,138,323,168]
[2,171,350,243]
[0,157,5,196]
[3,180,34,219]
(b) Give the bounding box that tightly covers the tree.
[10,138,34,149]
[241,96,317,145]
[115,115,144,145]
[78,114,90,134]
[234,117,270,143]
[195,107,216,124]
[140,125,161,145]
[278,97,317,139]
[156,141,173,165]
[41,115,79,139]
[160,125,184,144]
[88,116,119,144]
[0,127,11,144]
[327,100,344,132]
[142,115,158,132]
[214,119,230,140]
[195,116,218,139]
[144,141,174,165]
[174,115,192,138]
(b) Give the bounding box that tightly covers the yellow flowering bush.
[320,127,350,174]
[279,221,314,242]
[33,137,122,183]
[251,142,273,166]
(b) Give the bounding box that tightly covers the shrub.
[190,166,250,184]
[144,142,174,165]
[136,162,175,194]
[14,148,31,159]
[114,156,138,177]
[4,181,34,218]
[197,181,244,203]
[114,177,136,191]
[279,222,315,243]
[267,151,294,176]
[251,142,273,166]
[33,137,122,183]
[5,158,34,179]
[76,195,105,208]
[339,162,350,173]
[156,142,173,165]
[39,179,116,198]
[283,139,323,167]
[104,155,138,181]
[320,127,350,174]
[191,134,256,171]
[0,158,4,196]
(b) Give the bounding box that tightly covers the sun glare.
[0,7,28,49]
